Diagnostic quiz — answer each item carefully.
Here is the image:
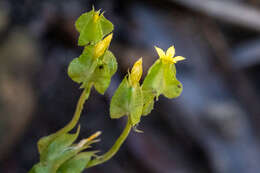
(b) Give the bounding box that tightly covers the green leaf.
[68,46,117,94]
[75,9,114,46]
[67,56,93,84]
[142,60,164,97]
[75,9,94,33]
[28,163,52,173]
[40,126,80,162]
[57,152,95,173]
[142,89,155,116]
[92,50,117,94]
[110,77,143,126]
[33,134,96,173]
[100,14,114,37]
[163,64,183,98]
[76,9,102,46]
[31,147,84,173]
[68,46,96,85]
[37,126,79,158]
[110,77,131,119]
[104,50,118,76]
[129,85,143,125]
[32,128,82,173]
[37,133,56,156]
[68,49,117,94]
[142,59,183,99]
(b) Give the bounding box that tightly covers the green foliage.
[57,152,96,173]
[110,77,143,126]
[40,126,80,162]
[30,8,116,173]
[142,89,156,116]
[68,49,96,84]
[29,127,99,173]
[68,46,117,94]
[92,51,117,94]
[110,50,184,123]
[142,59,183,99]
[30,7,185,173]
[75,8,113,46]
[110,58,144,126]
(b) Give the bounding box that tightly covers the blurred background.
[1,0,260,172]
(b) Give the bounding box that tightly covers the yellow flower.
[154,46,185,64]
[93,33,113,58]
[129,58,143,86]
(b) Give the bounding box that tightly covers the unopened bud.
[130,58,143,86]
[93,11,100,23]
[94,33,113,58]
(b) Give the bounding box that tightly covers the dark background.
[1,0,260,173]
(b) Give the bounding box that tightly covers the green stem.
[38,86,91,154]
[57,86,91,135]
[86,117,132,168]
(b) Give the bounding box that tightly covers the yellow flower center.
[161,56,175,64]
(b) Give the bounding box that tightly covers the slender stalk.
[86,117,132,168]
[38,86,91,154]
[57,86,91,135]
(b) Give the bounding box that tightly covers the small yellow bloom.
[154,46,185,64]
[130,58,143,86]
[93,10,101,23]
[93,33,113,58]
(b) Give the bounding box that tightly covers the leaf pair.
[141,46,184,116]
[110,77,143,126]
[141,59,183,114]
[75,8,113,46]
[29,128,100,173]
[110,59,143,126]
[68,43,117,94]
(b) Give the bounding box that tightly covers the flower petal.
[166,46,175,58]
[154,46,165,58]
[173,56,185,63]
